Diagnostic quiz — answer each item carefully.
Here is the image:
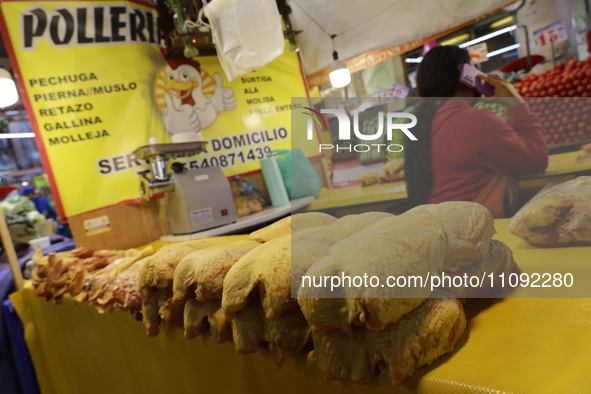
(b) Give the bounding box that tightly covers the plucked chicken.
[248,212,336,242]
[311,298,466,389]
[299,211,446,336]
[223,212,393,320]
[172,240,260,304]
[139,237,238,336]
[408,201,495,271]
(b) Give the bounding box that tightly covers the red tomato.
[566,82,574,90]
[568,89,577,96]
[548,87,557,95]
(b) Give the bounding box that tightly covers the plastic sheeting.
[291,0,514,74]
[10,219,591,393]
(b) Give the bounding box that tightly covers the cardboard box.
[69,199,166,250]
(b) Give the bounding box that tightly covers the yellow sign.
[0,0,317,218]
[149,53,309,174]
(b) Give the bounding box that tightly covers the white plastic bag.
[204,0,284,81]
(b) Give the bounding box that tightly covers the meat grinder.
[134,139,236,235]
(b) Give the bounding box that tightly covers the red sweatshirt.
[428,100,548,204]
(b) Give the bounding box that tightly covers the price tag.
[373,83,409,104]
[533,20,568,48]
[468,43,488,64]
[344,98,361,113]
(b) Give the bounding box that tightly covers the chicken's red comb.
[167,57,201,72]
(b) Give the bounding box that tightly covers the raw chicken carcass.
[330,212,393,235]
[312,298,466,388]
[439,239,517,298]
[76,247,154,306]
[33,246,118,302]
[223,212,393,320]
[139,237,237,291]
[383,159,405,178]
[358,172,381,186]
[222,234,293,318]
[290,212,394,291]
[408,201,495,271]
[94,248,155,313]
[299,211,446,336]
[139,237,239,336]
[172,240,260,304]
[184,298,231,343]
[111,258,148,314]
[248,212,336,243]
[230,300,310,366]
[508,176,591,245]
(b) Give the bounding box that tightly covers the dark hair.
[405,46,472,206]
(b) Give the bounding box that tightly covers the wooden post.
[0,209,24,291]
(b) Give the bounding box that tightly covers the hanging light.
[328,35,350,88]
[0,69,18,108]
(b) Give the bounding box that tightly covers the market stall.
[2,0,591,393]
[9,214,591,394]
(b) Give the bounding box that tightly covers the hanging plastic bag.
[204,0,284,81]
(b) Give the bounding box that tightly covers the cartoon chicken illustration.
[162,58,237,142]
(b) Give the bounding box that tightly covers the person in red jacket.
[404,46,548,217]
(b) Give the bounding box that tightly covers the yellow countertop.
[520,150,591,179]
[309,151,591,211]
[10,219,591,394]
[307,181,407,211]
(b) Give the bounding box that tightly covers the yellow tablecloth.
[11,221,591,394]
[307,181,407,211]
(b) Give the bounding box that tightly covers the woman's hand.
[478,74,525,108]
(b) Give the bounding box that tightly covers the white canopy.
[290,0,514,75]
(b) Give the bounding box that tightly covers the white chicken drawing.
[162,58,237,142]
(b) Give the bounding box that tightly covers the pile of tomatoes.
[528,98,591,145]
[513,57,591,146]
[514,57,591,97]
